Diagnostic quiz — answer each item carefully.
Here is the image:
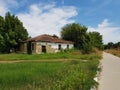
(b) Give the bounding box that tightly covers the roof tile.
[28,34,73,44]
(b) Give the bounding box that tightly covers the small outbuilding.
[20,34,74,54]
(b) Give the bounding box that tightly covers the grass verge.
[105,49,120,57]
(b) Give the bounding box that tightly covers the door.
[42,45,46,53]
[27,41,32,54]
[58,44,61,50]
[67,44,69,49]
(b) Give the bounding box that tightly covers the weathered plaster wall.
[20,43,27,53]
[20,42,74,54]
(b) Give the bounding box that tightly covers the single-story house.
[20,34,74,54]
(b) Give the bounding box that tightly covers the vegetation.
[0,50,101,61]
[104,41,120,57]
[61,23,91,53]
[0,12,28,53]
[0,13,104,54]
[104,42,120,49]
[88,32,103,50]
[105,49,120,57]
[61,23,103,53]
[0,12,102,90]
[0,52,101,90]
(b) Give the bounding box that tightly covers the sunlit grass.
[0,50,102,61]
[105,49,120,57]
[0,50,102,90]
[0,59,100,90]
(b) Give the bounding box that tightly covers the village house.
[20,34,74,54]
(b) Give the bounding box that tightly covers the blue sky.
[0,0,120,43]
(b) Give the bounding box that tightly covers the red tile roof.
[28,34,73,44]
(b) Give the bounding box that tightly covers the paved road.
[98,52,120,90]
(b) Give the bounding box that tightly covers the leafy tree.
[114,42,120,49]
[0,12,28,53]
[52,34,58,38]
[0,34,5,52]
[88,31,103,50]
[0,16,4,31]
[0,16,5,52]
[106,42,114,49]
[104,42,120,49]
[61,23,92,53]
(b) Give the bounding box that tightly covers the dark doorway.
[58,44,61,50]
[42,46,46,53]
[67,44,69,49]
[27,41,32,54]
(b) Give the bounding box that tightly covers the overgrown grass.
[105,49,120,57]
[0,62,63,90]
[0,50,101,61]
[0,50,102,90]
[0,58,100,90]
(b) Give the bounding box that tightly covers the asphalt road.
[98,52,120,90]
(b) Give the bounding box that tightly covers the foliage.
[105,49,120,57]
[104,41,120,57]
[0,12,28,53]
[52,34,59,38]
[88,31,103,50]
[50,60,99,90]
[0,16,5,52]
[104,42,120,49]
[61,23,92,53]
[0,54,101,90]
[0,35,5,53]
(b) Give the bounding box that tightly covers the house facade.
[20,34,74,54]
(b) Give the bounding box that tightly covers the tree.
[0,34,5,52]
[107,42,114,49]
[52,34,58,38]
[88,31,103,50]
[0,12,28,53]
[61,23,92,53]
[114,42,120,49]
[0,16,4,38]
[104,42,120,50]
[0,16,5,52]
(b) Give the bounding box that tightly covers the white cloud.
[0,1,9,16]
[30,4,42,15]
[0,0,18,16]
[98,19,110,28]
[88,19,120,44]
[17,3,77,37]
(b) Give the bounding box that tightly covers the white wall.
[69,44,74,49]
[36,42,74,50]
[47,43,74,50]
